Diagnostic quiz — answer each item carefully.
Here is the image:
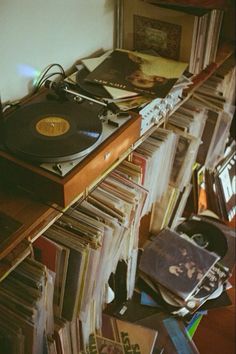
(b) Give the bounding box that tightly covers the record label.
[36,117,70,137]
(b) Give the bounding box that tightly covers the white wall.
[0,0,115,102]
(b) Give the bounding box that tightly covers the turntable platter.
[3,101,103,163]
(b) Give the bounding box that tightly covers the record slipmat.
[3,100,103,163]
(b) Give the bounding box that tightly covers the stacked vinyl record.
[137,217,233,316]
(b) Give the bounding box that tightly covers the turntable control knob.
[166,102,174,110]
[187,300,197,309]
[151,116,159,124]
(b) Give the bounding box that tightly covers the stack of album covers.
[137,218,235,317]
[30,122,211,351]
[149,97,207,234]
[33,165,148,348]
[112,126,179,221]
[214,141,236,224]
[0,258,54,354]
[195,141,236,225]
[67,48,191,134]
[192,56,236,169]
[132,127,178,215]
[149,53,236,233]
[83,49,188,99]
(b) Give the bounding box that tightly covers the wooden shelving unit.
[0,1,235,352]
[0,38,234,288]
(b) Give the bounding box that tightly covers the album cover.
[85,49,188,98]
[44,224,90,321]
[167,97,207,139]
[0,258,51,354]
[81,53,138,100]
[215,146,236,224]
[33,235,70,317]
[169,131,201,192]
[198,110,232,170]
[190,262,230,302]
[149,185,181,234]
[54,317,74,354]
[134,128,178,215]
[196,110,219,166]
[81,314,158,354]
[105,297,199,354]
[155,259,231,315]
[115,159,143,184]
[139,228,220,302]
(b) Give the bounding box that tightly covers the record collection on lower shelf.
[0,44,235,354]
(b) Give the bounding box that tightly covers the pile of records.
[66,48,192,135]
[137,214,235,317]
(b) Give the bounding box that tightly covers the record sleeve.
[85,49,188,98]
[76,66,112,99]
[139,228,220,302]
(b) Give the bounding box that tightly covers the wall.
[0,0,115,102]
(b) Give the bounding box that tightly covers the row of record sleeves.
[121,0,225,75]
[0,114,204,353]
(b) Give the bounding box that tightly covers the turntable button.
[187,300,197,309]
[104,151,111,160]
[108,119,120,127]
[117,112,131,119]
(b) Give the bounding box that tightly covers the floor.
[193,270,235,354]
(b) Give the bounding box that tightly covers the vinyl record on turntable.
[176,218,228,259]
[76,66,112,99]
[3,100,103,163]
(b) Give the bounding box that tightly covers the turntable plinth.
[0,113,141,208]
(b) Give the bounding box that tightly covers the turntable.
[0,85,141,208]
[66,64,185,135]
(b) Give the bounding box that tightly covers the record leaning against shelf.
[3,100,103,163]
